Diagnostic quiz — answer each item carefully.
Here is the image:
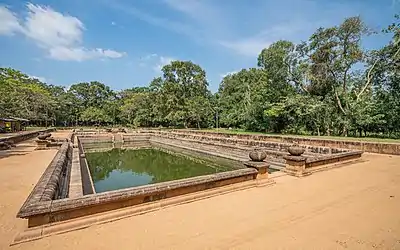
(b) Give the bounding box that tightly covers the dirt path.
[0,140,57,250]
[1,143,400,249]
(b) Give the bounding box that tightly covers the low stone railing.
[16,133,275,236]
[163,129,400,155]
[140,130,363,176]
[0,128,55,145]
[17,141,72,226]
[139,130,358,155]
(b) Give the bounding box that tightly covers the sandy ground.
[0,134,400,249]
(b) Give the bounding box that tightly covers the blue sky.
[0,0,398,92]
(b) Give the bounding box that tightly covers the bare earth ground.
[0,132,400,250]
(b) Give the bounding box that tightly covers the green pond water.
[86,148,234,193]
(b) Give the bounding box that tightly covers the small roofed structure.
[0,117,29,133]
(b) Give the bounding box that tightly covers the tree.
[218,67,293,131]
[80,107,111,125]
[1,15,400,138]
[0,68,55,125]
[156,60,212,128]
[293,17,374,135]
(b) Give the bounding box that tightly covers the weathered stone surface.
[0,141,11,150]
[68,147,83,198]
[140,130,362,169]
[19,130,365,228]
[283,155,310,177]
[162,129,399,155]
[243,161,269,180]
[17,141,71,218]
[0,128,55,150]
[249,149,267,161]
[288,145,305,156]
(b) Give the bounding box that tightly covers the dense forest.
[0,16,399,138]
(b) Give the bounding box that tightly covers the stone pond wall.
[17,141,72,224]
[125,131,362,170]
[17,135,274,231]
[0,128,55,145]
[154,129,399,155]
[17,130,364,234]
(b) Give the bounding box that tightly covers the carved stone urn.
[249,148,267,162]
[37,133,51,140]
[288,143,305,156]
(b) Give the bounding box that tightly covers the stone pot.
[37,133,51,140]
[288,144,305,156]
[249,149,267,162]
[0,142,11,150]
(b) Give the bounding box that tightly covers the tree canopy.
[1,15,399,138]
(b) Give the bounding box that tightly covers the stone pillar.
[244,161,275,187]
[35,139,49,150]
[283,155,310,177]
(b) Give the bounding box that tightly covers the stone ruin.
[35,132,63,150]
[0,140,15,150]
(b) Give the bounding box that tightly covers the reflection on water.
[86,148,233,193]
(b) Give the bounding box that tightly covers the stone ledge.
[17,142,71,217]
[50,168,258,213]
[0,128,55,146]
[165,129,400,155]
[13,178,269,245]
[17,168,258,221]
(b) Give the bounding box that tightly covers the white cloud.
[162,0,222,27]
[219,39,271,57]
[106,0,385,59]
[108,1,197,39]
[111,21,116,25]
[154,56,175,72]
[142,53,158,60]
[23,4,83,48]
[219,20,318,57]
[49,47,126,61]
[138,54,175,72]
[0,4,126,61]
[0,6,23,35]
[219,70,238,79]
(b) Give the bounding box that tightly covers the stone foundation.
[157,129,399,155]
[0,128,55,150]
[16,133,275,237]
[16,130,366,243]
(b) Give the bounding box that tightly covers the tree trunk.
[342,126,347,137]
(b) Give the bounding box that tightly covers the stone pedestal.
[0,142,11,150]
[35,139,49,150]
[283,155,311,177]
[244,161,275,187]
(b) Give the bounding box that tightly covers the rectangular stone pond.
[86,148,235,193]
[14,132,274,244]
[78,136,269,196]
[14,130,362,244]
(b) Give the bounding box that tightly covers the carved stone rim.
[17,167,257,218]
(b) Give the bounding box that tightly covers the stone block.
[283,155,310,177]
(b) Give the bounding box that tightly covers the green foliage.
[218,15,400,138]
[0,67,55,124]
[1,15,400,138]
[80,107,111,124]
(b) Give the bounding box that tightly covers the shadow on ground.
[0,151,30,160]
